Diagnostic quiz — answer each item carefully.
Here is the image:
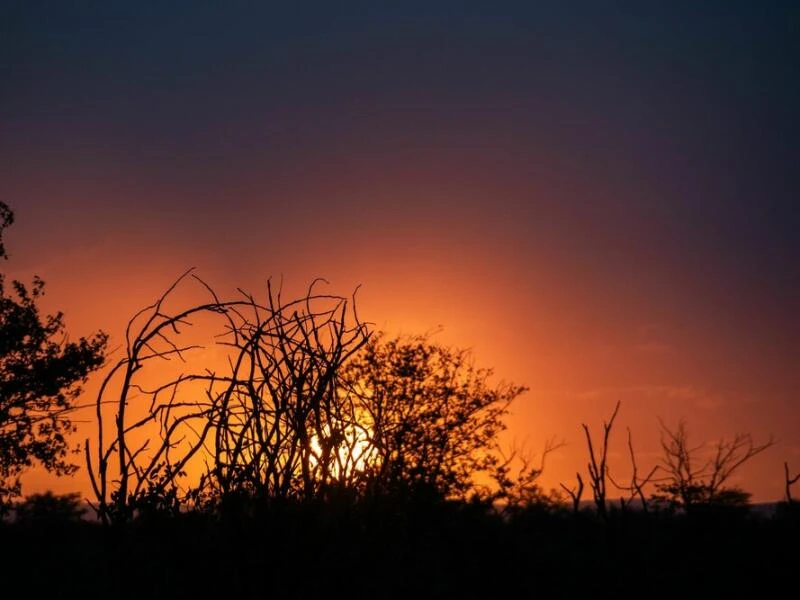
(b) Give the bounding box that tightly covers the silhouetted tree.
[0,202,107,512]
[340,332,527,501]
[652,419,773,512]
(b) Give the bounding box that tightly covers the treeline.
[2,488,799,599]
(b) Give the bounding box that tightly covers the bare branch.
[581,400,620,518]
[785,461,800,503]
[560,473,584,514]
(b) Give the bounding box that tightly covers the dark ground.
[2,500,797,599]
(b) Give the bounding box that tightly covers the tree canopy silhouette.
[341,332,527,501]
[0,202,107,510]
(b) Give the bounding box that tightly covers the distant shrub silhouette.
[491,437,565,515]
[13,491,85,524]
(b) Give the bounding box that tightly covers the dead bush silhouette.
[195,278,370,506]
[85,271,370,523]
[652,419,773,513]
[579,400,620,519]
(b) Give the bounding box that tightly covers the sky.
[2,1,798,502]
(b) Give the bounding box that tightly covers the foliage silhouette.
[340,331,527,501]
[0,202,107,512]
[13,490,85,524]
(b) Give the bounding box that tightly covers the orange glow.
[7,139,796,507]
[16,254,791,505]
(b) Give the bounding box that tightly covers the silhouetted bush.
[13,491,86,525]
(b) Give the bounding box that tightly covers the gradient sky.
[2,1,798,502]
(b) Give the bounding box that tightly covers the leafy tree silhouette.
[0,202,107,513]
[340,331,527,502]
